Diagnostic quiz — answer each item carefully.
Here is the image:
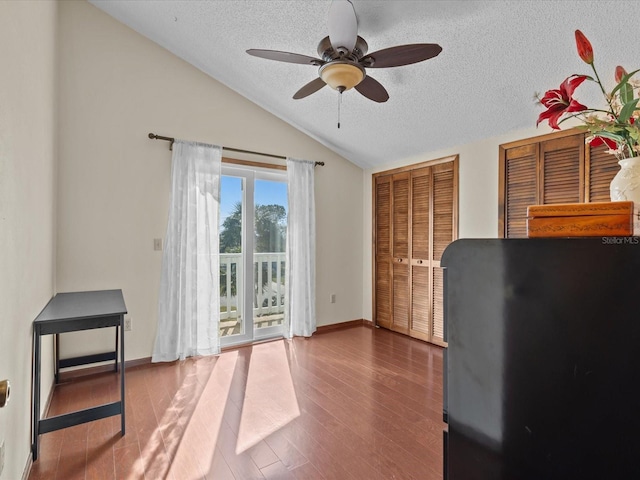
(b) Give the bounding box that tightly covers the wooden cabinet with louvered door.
[500,130,622,238]
[392,171,411,335]
[503,144,537,238]
[409,167,430,341]
[587,143,621,202]
[430,162,456,345]
[374,175,392,330]
[373,156,458,346]
[540,134,584,204]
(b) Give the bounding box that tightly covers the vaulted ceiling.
[89,0,640,169]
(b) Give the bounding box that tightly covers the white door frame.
[220,165,287,347]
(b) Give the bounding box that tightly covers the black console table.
[32,289,127,460]
[442,239,640,479]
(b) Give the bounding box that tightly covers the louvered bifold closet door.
[541,135,584,204]
[374,175,392,329]
[410,167,431,342]
[505,144,538,238]
[392,172,411,335]
[373,155,457,345]
[587,143,621,202]
[501,131,619,237]
[431,163,455,343]
[432,267,444,340]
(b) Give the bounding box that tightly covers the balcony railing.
[219,252,286,321]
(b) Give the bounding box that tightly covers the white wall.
[56,0,364,362]
[0,1,57,478]
[361,125,556,321]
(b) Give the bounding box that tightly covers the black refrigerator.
[441,238,640,480]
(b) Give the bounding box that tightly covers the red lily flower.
[615,65,628,83]
[575,30,594,64]
[589,136,618,150]
[537,75,588,129]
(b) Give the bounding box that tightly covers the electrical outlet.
[153,238,163,251]
[0,439,5,478]
[330,293,336,304]
[124,316,132,332]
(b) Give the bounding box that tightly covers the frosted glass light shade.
[319,62,365,91]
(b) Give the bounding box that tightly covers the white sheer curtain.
[152,140,222,362]
[284,158,316,338]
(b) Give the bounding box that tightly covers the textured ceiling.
[89,0,640,169]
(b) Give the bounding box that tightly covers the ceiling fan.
[246,0,442,103]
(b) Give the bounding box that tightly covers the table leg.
[32,326,41,461]
[120,315,125,435]
[54,334,59,384]
[114,325,119,373]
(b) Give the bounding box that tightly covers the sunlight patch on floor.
[236,340,300,454]
[135,352,238,479]
[172,352,238,477]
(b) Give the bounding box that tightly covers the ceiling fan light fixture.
[247,2,441,104]
[319,62,365,92]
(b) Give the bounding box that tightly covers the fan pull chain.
[337,91,342,129]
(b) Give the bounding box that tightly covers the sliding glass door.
[219,165,287,347]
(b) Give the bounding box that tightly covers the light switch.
[153,238,163,251]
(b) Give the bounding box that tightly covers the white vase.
[610,156,640,203]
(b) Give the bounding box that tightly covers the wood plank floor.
[28,325,444,480]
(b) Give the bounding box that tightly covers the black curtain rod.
[148,133,325,166]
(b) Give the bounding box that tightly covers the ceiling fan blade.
[246,49,324,66]
[293,77,327,99]
[328,0,357,54]
[354,76,389,103]
[361,43,442,68]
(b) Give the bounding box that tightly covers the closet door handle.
[417,260,423,265]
